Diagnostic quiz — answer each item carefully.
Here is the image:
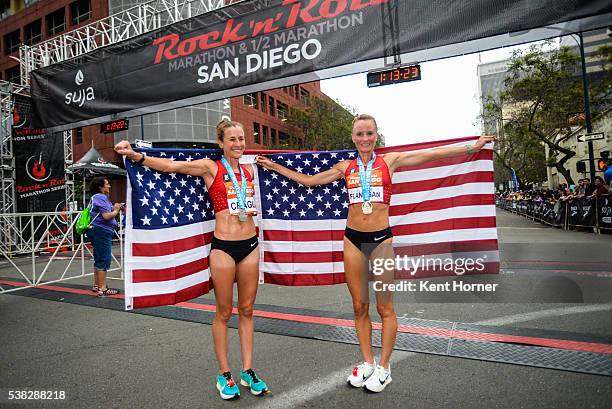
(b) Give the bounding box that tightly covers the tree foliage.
[483,41,610,187]
[279,96,364,151]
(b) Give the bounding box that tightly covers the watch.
[136,153,146,164]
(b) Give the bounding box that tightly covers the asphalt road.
[1,208,611,408]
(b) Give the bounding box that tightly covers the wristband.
[465,145,472,155]
[136,153,146,164]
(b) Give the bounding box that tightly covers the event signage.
[12,95,67,243]
[599,196,612,230]
[12,95,66,213]
[30,0,612,130]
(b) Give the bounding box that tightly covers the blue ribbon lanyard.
[357,152,376,202]
[220,157,247,210]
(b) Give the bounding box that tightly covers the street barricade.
[597,195,612,232]
[0,211,124,294]
[496,194,611,233]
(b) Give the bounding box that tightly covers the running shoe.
[240,369,269,395]
[216,371,240,400]
[346,361,375,388]
[363,364,392,393]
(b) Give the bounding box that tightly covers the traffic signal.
[576,161,586,173]
[598,158,607,171]
[599,150,610,171]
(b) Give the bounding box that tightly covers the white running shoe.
[346,361,375,388]
[363,364,392,393]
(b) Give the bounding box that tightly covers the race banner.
[12,95,66,214]
[30,0,612,130]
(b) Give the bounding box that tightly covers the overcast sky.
[320,44,537,147]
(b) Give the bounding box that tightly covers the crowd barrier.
[496,195,612,233]
[0,211,123,294]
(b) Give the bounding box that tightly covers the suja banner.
[30,0,612,130]
[12,95,66,223]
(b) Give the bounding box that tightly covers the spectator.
[574,179,587,199]
[604,165,612,187]
[589,176,610,197]
[88,177,122,296]
[584,178,596,196]
[559,187,573,202]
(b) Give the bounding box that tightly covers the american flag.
[124,137,498,310]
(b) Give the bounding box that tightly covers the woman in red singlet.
[257,114,494,392]
[115,120,268,400]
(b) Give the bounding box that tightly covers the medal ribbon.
[220,157,247,211]
[357,152,376,203]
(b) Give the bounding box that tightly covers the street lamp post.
[577,32,596,182]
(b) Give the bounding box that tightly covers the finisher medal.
[238,209,247,222]
[357,152,376,215]
[220,157,249,222]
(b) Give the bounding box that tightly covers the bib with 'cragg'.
[208,161,257,215]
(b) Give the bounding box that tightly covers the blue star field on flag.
[258,151,356,220]
[125,149,220,229]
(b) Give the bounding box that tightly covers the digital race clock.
[366,64,421,88]
[100,118,129,133]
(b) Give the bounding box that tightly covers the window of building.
[271,128,277,145]
[243,93,258,108]
[46,8,66,36]
[268,96,275,117]
[5,66,20,84]
[70,0,91,26]
[262,125,269,146]
[74,127,83,145]
[277,102,288,121]
[260,93,267,113]
[253,122,261,144]
[4,30,20,54]
[300,88,310,105]
[278,131,290,147]
[1,0,11,20]
[24,20,42,45]
[292,85,299,98]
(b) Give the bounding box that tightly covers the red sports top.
[208,161,256,215]
[344,155,392,205]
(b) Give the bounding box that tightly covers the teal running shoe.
[240,369,269,395]
[216,371,240,400]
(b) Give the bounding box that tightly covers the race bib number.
[225,181,257,215]
[346,168,384,204]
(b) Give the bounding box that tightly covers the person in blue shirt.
[88,177,123,296]
[604,165,612,187]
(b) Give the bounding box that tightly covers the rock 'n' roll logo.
[54,200,68,225]
[26,152,51,182]
[12,105,27,128]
